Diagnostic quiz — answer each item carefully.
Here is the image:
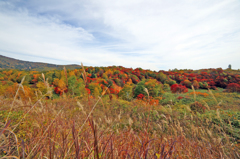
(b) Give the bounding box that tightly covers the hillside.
[0,54,81,71]
[0,65,240,158]
[0,62,240,157]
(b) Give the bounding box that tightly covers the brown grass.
[0,95,239,158]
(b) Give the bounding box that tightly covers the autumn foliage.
[0,66,240,102]
[137,93,144,99]
[226,83,240,93]
[190,101,207,113]
[0,65,240,158]
[170,84,188,93]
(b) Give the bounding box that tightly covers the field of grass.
[0,84,240,158]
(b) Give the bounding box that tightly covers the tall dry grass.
[1,95,239,158]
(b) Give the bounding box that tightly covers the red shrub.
[85,88,91,94]
[201,72,208,76]
[137,94,144,99]
[208,80,216,86]
[171,84,188,93]
[55,87,60,94]
[226,83,240,93]
[110,87,120,94]
[189,73,196,77]
[54,87,68,95]
[177,96,184,100]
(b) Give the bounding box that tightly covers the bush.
[190,101,206,114]
[165,79,176,85]
[181,80,192,88]
[226,83,240,93]
[177,96,184,100]
[137,93,144,100]
[134,79,163,98]
[199,82,209,89]
[192,80,199,89]
[170,84,188,94]
[163,84,170,91]
[119,84,134,101]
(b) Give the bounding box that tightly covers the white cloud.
[0,0,240,70]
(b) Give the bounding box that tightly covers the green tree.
[68,76,86,97]
[119,84,134,101]
[228,64,232,69]
[134,81,146,98]
[144,79,164,97]
[91,73,97,78]
[102,73,108,80]
[156,72,167,83]
[134,79,164,98]
[53,71,61,79]
[46,72,54,84]
[23,74,32,86]
[165,79,176,85]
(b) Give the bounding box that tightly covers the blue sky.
[0,0,239,70]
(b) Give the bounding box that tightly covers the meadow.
[0,65,240,158]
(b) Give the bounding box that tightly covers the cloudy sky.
[0,0,239,70]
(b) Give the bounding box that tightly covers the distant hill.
[0,55,81,71]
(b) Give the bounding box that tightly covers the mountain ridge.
[0,54,81,71]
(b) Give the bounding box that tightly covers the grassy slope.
[0,87,239,158]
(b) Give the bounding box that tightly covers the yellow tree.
[58,79,67,90]
[93,87,100,98]
[69,71,75,77]
[37,82,48,94]
[53,78,59,87]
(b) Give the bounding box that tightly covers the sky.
[0,0,239,71]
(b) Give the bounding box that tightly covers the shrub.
[170,84,188,94]
[134,81,146,97]
[156,72,167,83]
[199,82,209,89]
[192,80,199,89]
[137,93,144,100]
[226,83,240,93]
[181,80,192,88]
[177,96,184,100]
[134,79,163,98]
[190,101,206,113]
[165,79,176,85]
[119,84,134,101]
[85,88,91,94]
[208,80,216,86]
[163,84,170,91]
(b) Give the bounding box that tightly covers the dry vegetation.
[0,65,240,158]
[0,84,239,158]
